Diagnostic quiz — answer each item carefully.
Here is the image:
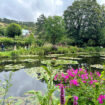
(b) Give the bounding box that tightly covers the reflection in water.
[0,69,47,97]
[0,54,104,97]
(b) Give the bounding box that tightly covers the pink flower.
[67,70,75,77]
[70,79,78,87]
[61,73,65,78]
[65,75,69,79]
[96,71,101,77]
[54,74,58,80]
[73,96,78,105]
[82,80,87,83]
[56,84,64,88]
[90,76,93,80]
[90,80,93,85]
[79,68,83,72]
[97,95,105,104]
[81,74,88,80]
[94,80,98,83]
[90,72,93,76]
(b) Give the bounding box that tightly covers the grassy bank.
[0,45,105,58]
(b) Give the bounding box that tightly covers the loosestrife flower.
[60,84,65,105]
[73,96,78,105]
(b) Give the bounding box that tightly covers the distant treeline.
[0,18,35,27]
[1,0,105,47]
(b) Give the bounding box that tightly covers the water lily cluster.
[54,68,105,104]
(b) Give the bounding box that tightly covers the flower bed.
[54,68,105,104]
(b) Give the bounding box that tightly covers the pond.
[0,52,105,97]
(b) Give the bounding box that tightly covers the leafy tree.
[25,34,35,45]
[64,0,105,46]
[44,16,66,44]
[0,27,6,36]
[36,14,46,39]
[6,23,22,37]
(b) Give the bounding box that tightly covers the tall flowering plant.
[54,68,105,104]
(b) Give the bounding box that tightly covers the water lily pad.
[1,59,17,63]
[19,59,39,63]
[41,59,78,65]
[46,54,64,58]
[4,64,25,70]
[19,55,39,57]
[90,64,104,69]
[59,57,82,60]
[79,55,92,57]
[100,57,105,60]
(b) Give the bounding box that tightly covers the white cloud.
[56,0,63,6]
[98,0,105,4]
[0,0,103,22]
[0,0,65,21]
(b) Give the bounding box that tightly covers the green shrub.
[57,46,69,54]
[69,46,79,53]
[42,43,53,54]
[85,47,96,52]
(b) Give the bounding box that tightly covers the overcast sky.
[0,0,105,22]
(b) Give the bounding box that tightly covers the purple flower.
[60,84,65,105]
[73,96,78,105]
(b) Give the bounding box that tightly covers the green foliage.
[6,23,22,37]
[42,43,53,54]
[36,39,44,46]
[0,37,14,46]
[36,14,46,39]
[57,46,70,54]
[24,34,36,45]
[64,0,105,46]
[85,47,98,52]
[0,27,6,36]
[44,16,66,44]
[0,72,13,105]
[25,65,60,105]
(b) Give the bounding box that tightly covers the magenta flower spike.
[73,96,78,105]
[60,84,65,105]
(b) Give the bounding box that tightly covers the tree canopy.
[6,23,22,37]
[36,15,66,44]
[64,0,105,46]
[44,16,66,44]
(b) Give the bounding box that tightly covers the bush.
[85,47,96,52]
[42,43,53,54]
[57,46,69,54]
[0,37,14,45]
[69,46,79,53]
[6,23,22,37]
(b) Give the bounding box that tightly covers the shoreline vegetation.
[0,44,105,58]
[1,0,105,104]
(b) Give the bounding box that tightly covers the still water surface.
[0,53,104,97]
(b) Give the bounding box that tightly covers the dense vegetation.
[1,0,105,105]
[64,0,105,46]
[0,0,105,47]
